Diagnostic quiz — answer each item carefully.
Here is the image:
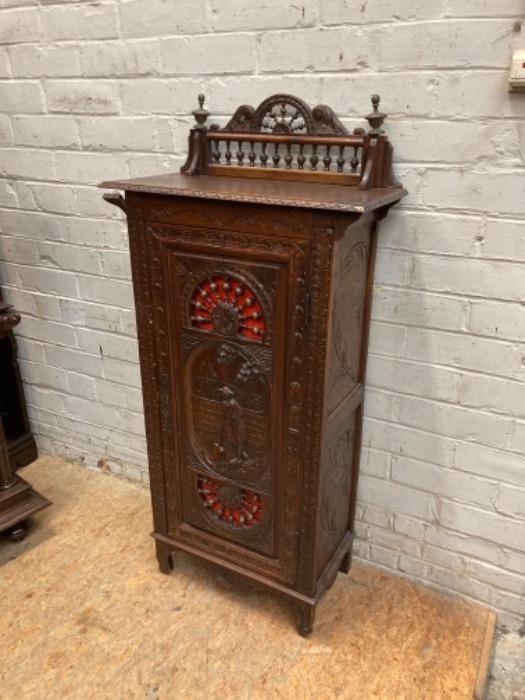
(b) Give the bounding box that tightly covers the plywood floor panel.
[0,456,494,700]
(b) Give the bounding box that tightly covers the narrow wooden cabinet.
[102,93,405,634]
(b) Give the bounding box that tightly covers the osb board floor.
[1,456,495,700]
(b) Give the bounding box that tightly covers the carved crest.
[220,93,348,135]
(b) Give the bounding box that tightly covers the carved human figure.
[214,385,248,465]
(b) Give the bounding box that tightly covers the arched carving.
[221,94,349,136]
[253,94,315,133]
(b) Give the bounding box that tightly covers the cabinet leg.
[7,519,30,542]
[155,540,174,575]
[339,550,352,575]
[295,601,316,637]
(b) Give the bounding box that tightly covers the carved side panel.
[294,214,337,595]
[325,224,371,415]
[125,209,171,535]
[292,214,372,594]
[316,401,357,576]
[314,221,372,579]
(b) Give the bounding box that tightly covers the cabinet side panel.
[126,196,169,534]
[315,221,372,577]
[325,223,371,415]
[295,214,337,596]
[317,402,358,574]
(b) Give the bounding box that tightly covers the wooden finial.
[366,94,386,135]
[0,301,21,337]
[193,93,209,130]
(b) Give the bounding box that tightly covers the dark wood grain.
[0,285,37,471]
[0,297,50,541]
[100,172,405,213]
[101,92,405,635]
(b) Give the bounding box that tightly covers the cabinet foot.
[156,541,174,575]
[339,550,351,574]
[296,601,316,637]
[7,519,30,542]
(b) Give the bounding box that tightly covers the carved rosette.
[189,274,265,341]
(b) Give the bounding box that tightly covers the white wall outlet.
[509,49,525,91]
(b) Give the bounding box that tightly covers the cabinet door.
[147,222,309,585]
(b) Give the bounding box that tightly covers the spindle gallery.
[101,93,406,635]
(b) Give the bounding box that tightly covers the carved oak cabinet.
[102,94,405,635]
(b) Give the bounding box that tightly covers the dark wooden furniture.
[102,93,405,634]
[0,300,50,541]
[0,284,37,471]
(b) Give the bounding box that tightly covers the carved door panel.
[177,256,276,557]
[147,222,309,584]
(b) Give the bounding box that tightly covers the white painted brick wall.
[0,0,524,629]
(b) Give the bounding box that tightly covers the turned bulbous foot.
[296,601,316,637]
[8,519,30,542]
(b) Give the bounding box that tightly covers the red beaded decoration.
[197,476,263,528]
[190,275,265,341]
